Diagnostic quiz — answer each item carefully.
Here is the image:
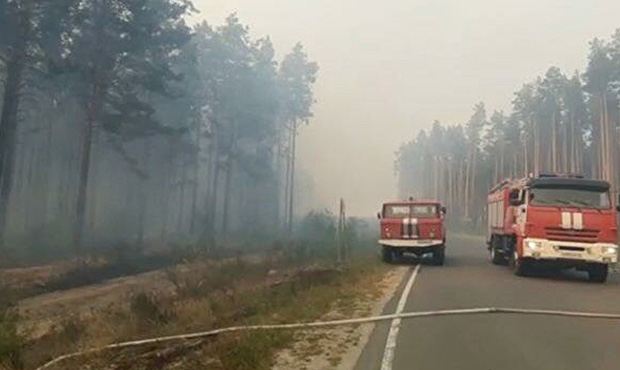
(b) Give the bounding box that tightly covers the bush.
[291,211,375,261]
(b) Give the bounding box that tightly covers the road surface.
[355,234,620,370]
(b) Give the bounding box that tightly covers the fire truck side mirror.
[377,212,382,219]
[617,195,620,212]
[509,190,523,206]
[441,206,447,214]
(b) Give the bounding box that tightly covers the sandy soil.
[17,257,273,341]
[272,266,407,370]
[17,268,176,340]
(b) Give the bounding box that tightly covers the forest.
[0,0,319,262]
[397,29,620,228]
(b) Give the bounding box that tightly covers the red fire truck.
[487,174,620,282]
[378,198,447,265]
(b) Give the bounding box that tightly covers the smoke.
[186,1,620,216]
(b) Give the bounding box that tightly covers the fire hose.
[36,306,620,370]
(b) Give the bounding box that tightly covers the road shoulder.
[273,265,408,370]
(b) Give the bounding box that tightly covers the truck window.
[383,205,438,218]
[529,188,611,209]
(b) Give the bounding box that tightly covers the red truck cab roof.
[383,199,441,206]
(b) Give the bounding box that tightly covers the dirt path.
[18,268,176,340]
[0,261,79,290]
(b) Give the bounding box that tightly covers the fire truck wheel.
[381,247,393,264]
[432,246,445,266]
[587,264,608,283]
[510,250,528,276]
[490,246,504,265]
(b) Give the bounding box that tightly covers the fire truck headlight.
[603,246,618,255]
[526,241,542,251]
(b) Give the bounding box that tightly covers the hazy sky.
[191,0,620,216]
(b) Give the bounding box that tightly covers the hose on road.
[36,307,620,370]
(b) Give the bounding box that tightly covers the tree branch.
[104,135,149,180]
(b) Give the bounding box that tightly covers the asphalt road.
[355,234,620,370]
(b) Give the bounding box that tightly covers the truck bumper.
[522,238,618,264]
[379,239,443,248]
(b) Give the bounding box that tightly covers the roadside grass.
[0,282,24,370]
[24,249,389,370]
[0,308,22,370]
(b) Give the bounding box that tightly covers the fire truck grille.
[544,227,600,243]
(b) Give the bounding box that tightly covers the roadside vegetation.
[0,306,22,370]
[0,211,386,370]
[0,5,330,367]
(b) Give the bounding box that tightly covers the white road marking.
[380,264,421,370]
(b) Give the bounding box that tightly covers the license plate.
[561,251,581,257]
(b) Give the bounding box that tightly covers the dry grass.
[0,309,22,370]
[19,253,387,370]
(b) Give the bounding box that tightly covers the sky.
[191,0,620,217]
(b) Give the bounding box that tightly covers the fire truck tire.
[510,250,528,276]
[490,245,506,266]
[381,247,393,264]
[587,264,608,283]
[489,236,504,265]
[432,246,445,266]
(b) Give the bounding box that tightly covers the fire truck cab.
[487,174,620,283]
[378,199,447,265]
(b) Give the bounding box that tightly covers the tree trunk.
[493,153,498,183]
[0,0,33,248]
[282,129,292,232]
[274,131,283,228]
[562,111,568,173]
[447,160,453,212]
[40,115,54,227]
[221,155,233,236]
[201,132,219,245]
[569,112,575,174]
[287,121,297,234]
[73,85,101,251]
[534,119,540,176]
[177,156,187,234]
[602,97,613,185]
[464,149,471,219]
[458,159,465,217]
[0,56,27,247]
[471,149,477,220]
[597,95,605,179]
[523,132,528,176]
[499,144,505,180]
[136,140,150,246]
[189,133,200,234]
[551,110,557,172]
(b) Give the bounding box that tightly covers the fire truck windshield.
[529,188,611,209]
[383,204,438,218]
